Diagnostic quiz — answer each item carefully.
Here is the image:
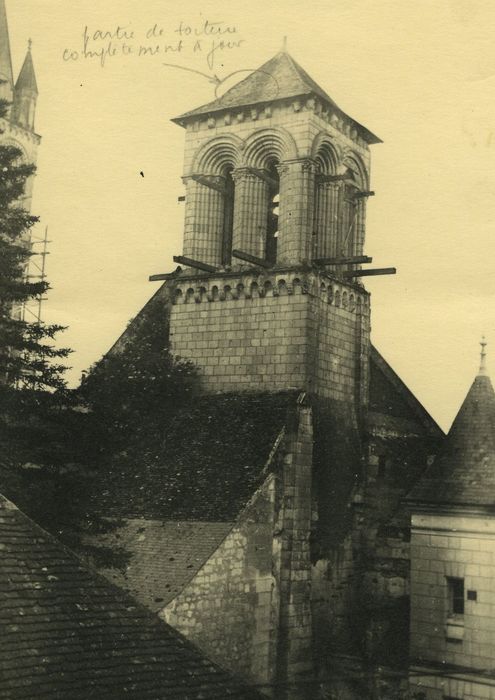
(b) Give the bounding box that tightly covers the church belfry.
[172,49,380,274]
[158,48,385,414]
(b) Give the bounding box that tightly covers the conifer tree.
[0,90,70,470]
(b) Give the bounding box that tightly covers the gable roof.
[173,50,381,144]
[369,345,443,438]
[0,495,262,699]
[87,520,234,611]
[407,373,495,508]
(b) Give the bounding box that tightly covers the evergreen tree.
[78,291,198,462]
[0,91,70,475]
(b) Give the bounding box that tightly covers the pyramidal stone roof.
[408,362,495,508]
[0,494,261,698]
[15,44,37,93]
[173,49,381,144]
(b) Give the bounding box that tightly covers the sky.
[5,0,495,431]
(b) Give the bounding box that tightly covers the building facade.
[408,344,495,700]
[85,49,446,699]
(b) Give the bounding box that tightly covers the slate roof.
[86,520,233,611]
[172,50,381,144]
[0,495,262,699]
[407,373,495,508]
[88,391,292,521]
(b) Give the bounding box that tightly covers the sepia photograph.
[1,1,494,698]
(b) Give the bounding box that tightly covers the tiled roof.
[407,374,495,507]
[0,495,262,699]
[86,519,233,611]
[88,391,293,521]
[173,50,381,144]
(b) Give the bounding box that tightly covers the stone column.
[277,159,316,265]
[314,181,340,260]
[182,175,225,266]
[232,167,269,260]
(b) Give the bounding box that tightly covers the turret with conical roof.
[408,338,495,698]
[408,338,495,508]
[12,39,38,131]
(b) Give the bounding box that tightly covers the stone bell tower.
[163,47,381,413]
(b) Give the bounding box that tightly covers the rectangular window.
[447,577,464,615]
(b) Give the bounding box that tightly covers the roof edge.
[172,90,382,144]
[370,344,444,438]
[0,493,262,691]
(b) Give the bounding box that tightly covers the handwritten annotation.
[62,20,245,71]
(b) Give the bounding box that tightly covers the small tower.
[408,339,495,699]
[12,39,38,132]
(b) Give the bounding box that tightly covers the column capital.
[231,166,258,183]
[232,166,274,188]
[181,173,226,194]
[277,157,318,175]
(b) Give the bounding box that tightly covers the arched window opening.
[221,166,235,266]
[313,143,339,261]
[265,161,280,265]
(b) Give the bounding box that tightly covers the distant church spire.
[12,38,38,131]
[0,0,14,101]
[479,335,488,376]
[15,39,38,94]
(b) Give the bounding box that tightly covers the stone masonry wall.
[309,285,370,406]
[161,472,278,690]
[160,401,315,699]
[170,272,309,394]
[410,512,495,671]
[169,269,369,397]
